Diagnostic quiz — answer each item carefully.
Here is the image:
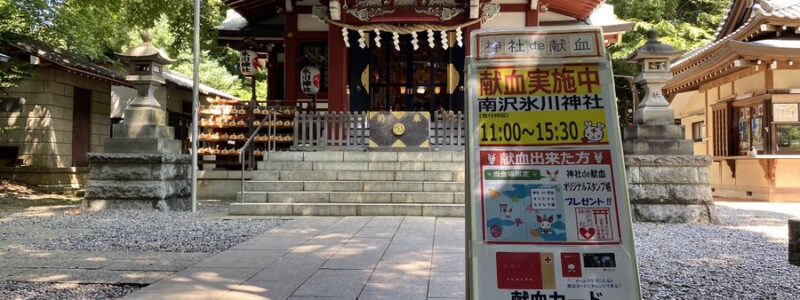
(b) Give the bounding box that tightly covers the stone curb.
[87,153,192,164]
[624,155,712,166]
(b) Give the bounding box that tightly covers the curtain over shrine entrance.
[347,31,465,113]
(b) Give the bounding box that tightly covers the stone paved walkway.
[0,250,207,285]
[123,217,466,300]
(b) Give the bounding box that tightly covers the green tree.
[0,0,258,99]
[606,0,730,127]
[607,0,730,75]
[124,15,262,99]
[0,0,227,60]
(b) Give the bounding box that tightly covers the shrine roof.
[163,70,238,100]
[543,0,605,21]
[672,0,800,69]
[665,0,800,94]
[223,0,605,23]
[5,38,128,86]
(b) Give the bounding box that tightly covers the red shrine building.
[217,0,630,114]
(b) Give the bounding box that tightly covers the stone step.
[250,170,465,181]
[243,181,465,192]
[263,151,465,163]
[228,202,464,217]
[238,191,466,204]
[623,139,694,155]
[623,125,685,140]
[257,161,465,172]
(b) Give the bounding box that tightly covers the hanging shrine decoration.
[344,0,466,22]
[311,2,500,50]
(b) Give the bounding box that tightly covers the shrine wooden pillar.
[526,1,540,27]
[328,23,348,112]
[284,12,299,105]
[267,51,283,101]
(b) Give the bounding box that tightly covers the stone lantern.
[83,33,190,211]
[621,30,717,224]
[623,30,689,154]
[116,32,175,125]
[626,31,683,125]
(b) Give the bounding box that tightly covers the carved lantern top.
[626,31,683,72]
[116,33,175,84]
[118,33,174,64]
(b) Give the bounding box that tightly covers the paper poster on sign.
[466,27,642,300]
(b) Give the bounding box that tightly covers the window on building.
[0,146,19,167]
[752,104,765,151]
[0,97,22,113]
[776,124,800,153]
[714,98,800,156]
[712,103,732,157]
[736,103,766,154]
[692,121,705,142]
[773,103,800,154]
[738,106,751,153]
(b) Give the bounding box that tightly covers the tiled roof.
[5,37,237,99]
[163,69,238,100]
[672,0,800,68]
[761,0,800,18]
[711,0,739,40]
[8,40,127,84]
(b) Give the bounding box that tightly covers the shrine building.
[666,0,800,202]
[216,0,630,124]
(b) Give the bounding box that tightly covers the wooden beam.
[734,59,751,67]
[760,24,777,32]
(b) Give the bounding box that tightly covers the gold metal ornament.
[392,123,406,136]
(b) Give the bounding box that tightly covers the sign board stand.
[465,26,642,300]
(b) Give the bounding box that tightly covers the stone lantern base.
[82,112,191,211]
[625,155,718,224]
[83,153,191,210]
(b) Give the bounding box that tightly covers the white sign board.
[240,50,259,76]
[774,103,799,122]
[466,27,642,300]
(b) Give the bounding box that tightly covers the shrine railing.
[290,111,466,151]
[431,111,466,150]
[292,111,369,151]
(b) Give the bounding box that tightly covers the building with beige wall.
[666,0,800,202]
[0,40,127,188]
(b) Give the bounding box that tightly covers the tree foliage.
[0,0,257,99]
[606,0,730,126]
[607,0,731,75]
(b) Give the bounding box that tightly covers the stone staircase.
[229,151,466,216]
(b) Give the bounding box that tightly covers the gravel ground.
[2,200,799,299]
[0,201,287,253]
[635,203,800,299]
[0,200,288,299]
[0,282,139,300]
